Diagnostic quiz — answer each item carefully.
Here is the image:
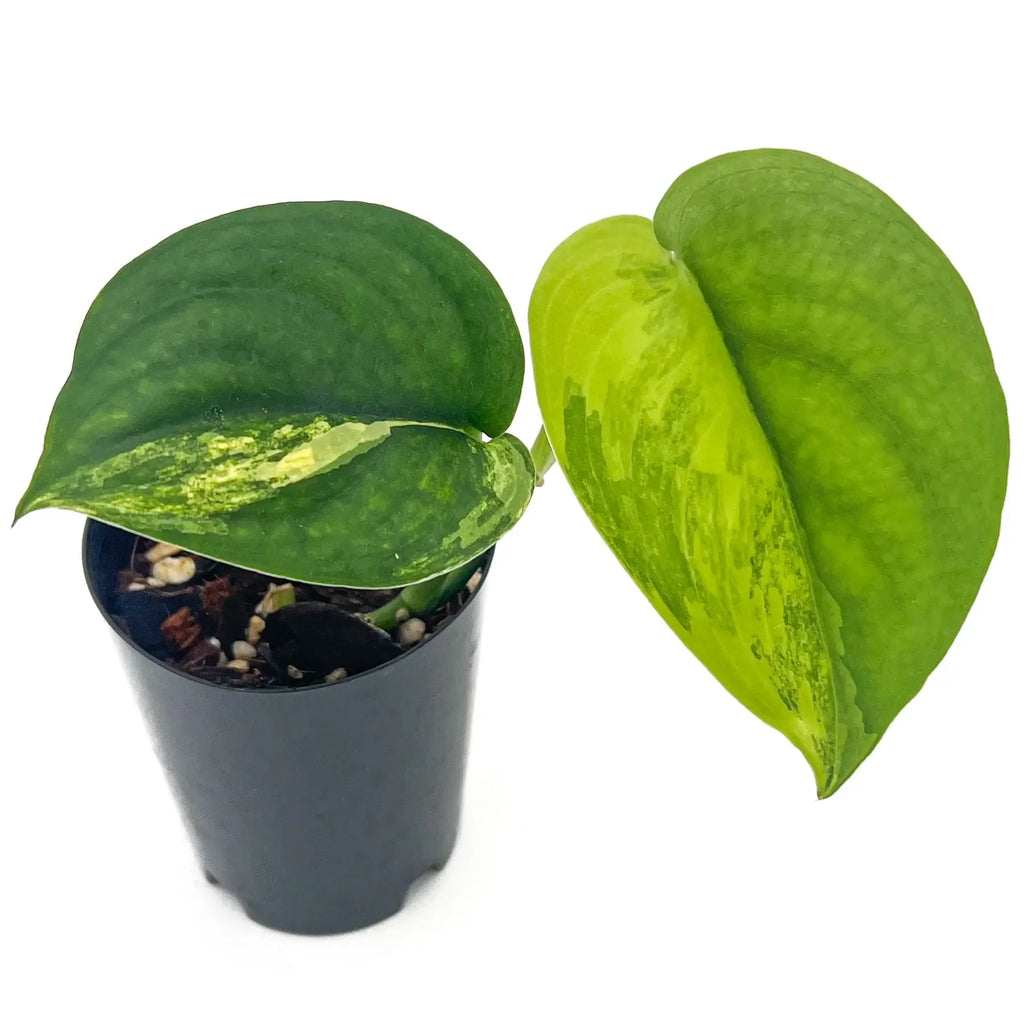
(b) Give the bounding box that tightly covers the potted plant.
[15,149,1009,932]
[15,201,542,934]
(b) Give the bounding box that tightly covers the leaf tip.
[815,778,840,801]
[13,491,37,525]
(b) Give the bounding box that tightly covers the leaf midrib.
[668,250,850,795]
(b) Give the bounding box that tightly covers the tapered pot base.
[83,521,487,935]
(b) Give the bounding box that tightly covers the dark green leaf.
[18,202,533,586]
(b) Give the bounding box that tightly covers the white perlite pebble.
[466,570,483,594]
[398,617,427,644]
[225,659,249,672]
[247,615,266,644]
[232,640,258,661]
[144,542,183,563]
[324,667,348,683]
[287,665,303,680]
[127,581,147,592]
[151,555,196,585]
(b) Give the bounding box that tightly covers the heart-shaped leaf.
[530,150,1008,796]
[17,202,534,586]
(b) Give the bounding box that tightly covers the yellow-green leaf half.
[17,202,534,586]
[530,150,1008,796]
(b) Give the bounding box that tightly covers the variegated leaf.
[530,151,1008,796]
[17,202,533,586]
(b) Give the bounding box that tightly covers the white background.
[2,2,1020,1021]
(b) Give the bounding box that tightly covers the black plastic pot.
[83,520,488,935]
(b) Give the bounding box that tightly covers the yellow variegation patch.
[531,216,866,794]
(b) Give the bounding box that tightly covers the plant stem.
[365,557,483,631]
[530,427,556,485]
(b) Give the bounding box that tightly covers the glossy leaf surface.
[18,202,533,586]
[530,151,1008,795]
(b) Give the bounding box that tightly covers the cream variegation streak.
[254,421,394,485]
[22,415,530,537]
[22,416,397,520]
[531,216,870,795]
[20,412,535,586]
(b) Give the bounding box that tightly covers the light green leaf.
[18,202,534,586]
[530,151,1008,796]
